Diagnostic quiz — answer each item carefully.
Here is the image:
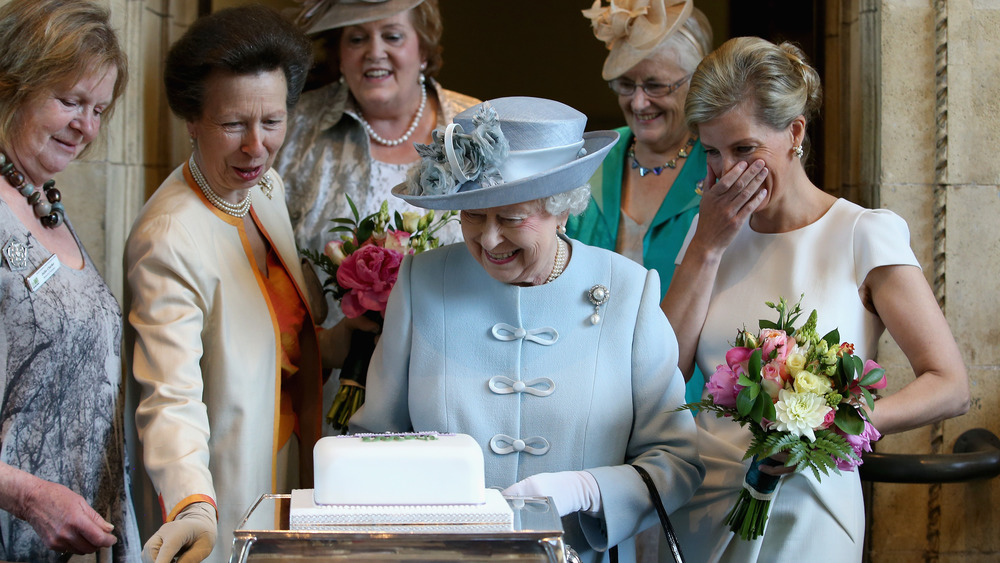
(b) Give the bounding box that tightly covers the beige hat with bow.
[583,0,694,80]
[293,0,424,34]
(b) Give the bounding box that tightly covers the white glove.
[142,502,217,563]
[502,470,602,517]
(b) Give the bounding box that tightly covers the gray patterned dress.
[0,199,140,562]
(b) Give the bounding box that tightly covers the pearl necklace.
[545,236,568,284]
[189,155,252,218]
[1,152,65,228]
[629,137,696,177]
[357,83,427,147]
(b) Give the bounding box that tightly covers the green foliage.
[821,328,840,348]
[834,405,865,435]
[797,309,819,345]
[299,247,347,300]
[762,294,805,336]
[745,429,855,481]
[860,366,885,387]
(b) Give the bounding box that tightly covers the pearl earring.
[792,145,804,159]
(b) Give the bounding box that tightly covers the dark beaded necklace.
[0,151,64,228]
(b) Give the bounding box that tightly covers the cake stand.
[229,494,570,562]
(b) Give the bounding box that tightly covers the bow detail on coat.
[491,323,559,346]
[490,434,551,456]
[488,375,556,397]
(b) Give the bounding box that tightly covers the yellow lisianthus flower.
[794,369,832,396]
[785,353,807,377]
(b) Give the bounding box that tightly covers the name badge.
[25,254,60,292]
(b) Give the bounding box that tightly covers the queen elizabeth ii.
[350,96,703,563]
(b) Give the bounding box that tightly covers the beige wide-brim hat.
[393,97,619,211]
[583,0,693,80]
[294,0,424,34]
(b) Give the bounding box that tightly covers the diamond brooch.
[587,284,610,325]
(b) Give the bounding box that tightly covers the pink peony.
[336,245,403,318]
[835,417,882,471]
[384,230,413,254]
[706,363,743,408]
[760,329,789,361]
[863,359,887,390]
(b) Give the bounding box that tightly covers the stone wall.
[871,0,1000,561]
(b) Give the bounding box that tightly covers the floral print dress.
[0,200,140,562]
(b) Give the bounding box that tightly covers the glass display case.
[229,494,569,562]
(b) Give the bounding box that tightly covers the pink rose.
[760,329,789,361]
[863,359,887,390]
[835,416,882,471]
[726,346,753,375]
[706,363,742,408]
[760,361,784,400]
[821,408,836,429]
[336,245,403,318]
[384,230,413,254]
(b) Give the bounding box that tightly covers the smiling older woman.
[124,6,324,563]
[277,0,478,262]
[572,0,714,407]
[0,0,138,560]
[351,97,704,563]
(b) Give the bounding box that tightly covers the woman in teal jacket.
[572,0,714,404]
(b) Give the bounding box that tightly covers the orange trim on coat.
[181,163,283,495]
[165,494,218,522]
[249,206,323,463]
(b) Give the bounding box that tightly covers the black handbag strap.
[609,465,685,563]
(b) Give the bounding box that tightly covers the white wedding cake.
[289,432,513,531]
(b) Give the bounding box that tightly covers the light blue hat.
[392,96,619,210]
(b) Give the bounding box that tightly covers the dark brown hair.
[164,5,314,122]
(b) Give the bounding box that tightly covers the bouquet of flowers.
[302,196,456,431]
[681,296,886,540]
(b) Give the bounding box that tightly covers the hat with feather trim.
[583,0,694,80]
[392,96,619,211]
[293,0,424,34]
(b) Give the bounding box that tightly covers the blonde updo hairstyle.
[685,37,822,158]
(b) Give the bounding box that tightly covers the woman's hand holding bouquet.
[681,295,886,540]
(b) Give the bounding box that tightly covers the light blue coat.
[352,239,704,563]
